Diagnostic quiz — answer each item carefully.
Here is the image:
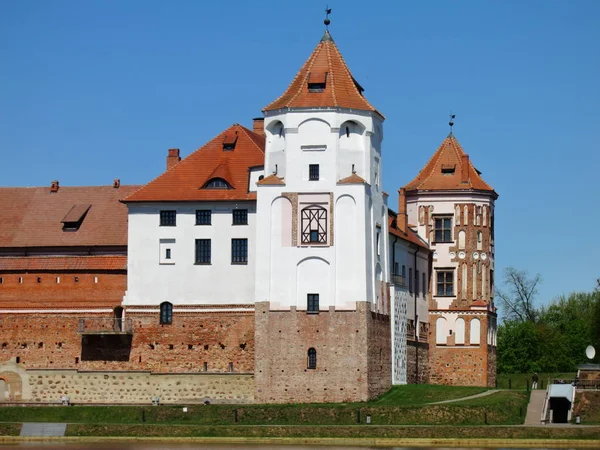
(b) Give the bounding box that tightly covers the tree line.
[496,268,600,373]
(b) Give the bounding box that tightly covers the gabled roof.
[404,133,497,196]
[257,174,285,186]
[123,124,265,203]
[0,185,139,248]
[264,31,382,117]
[388,210,429,250]
[337,173,367,185]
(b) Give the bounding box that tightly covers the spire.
[404,134,497,196]
[263,31,382,117]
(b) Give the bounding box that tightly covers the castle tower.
[253,30,391,403]
[403,133,498,386]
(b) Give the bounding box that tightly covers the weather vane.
[449,112,456,133]
[324,6,332,30]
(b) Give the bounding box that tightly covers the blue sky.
[1,1,599,306]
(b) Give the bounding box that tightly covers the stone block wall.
[406,341,429,384]
[0,310,255,373]
[255,301,379,404]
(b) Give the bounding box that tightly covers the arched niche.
[297,257,331,310]
[335,195,357,307]
[436,317,448,345]
[470,318,481,345]
[297,118,331,146]
[458,230,466,250]
[455,317,465,344]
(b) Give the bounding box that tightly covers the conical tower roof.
[404,133,497,197]
[263,31,382,117]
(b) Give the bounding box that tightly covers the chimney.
[461,154,470,183]
[167,148,181,170]
[50,180,59,193]
[113,179,120,188]
[397,188,408,233]
[252,117,265,136]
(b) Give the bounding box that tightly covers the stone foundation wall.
[406,341,429,384]
[367,312,392,398]
[255,302,375,404]
[487,345,497,387]
[0,360,253,404]
[0,311,255,373]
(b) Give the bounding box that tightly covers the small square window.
[165,248,171,260]
[231,238,248,265]
[309,164,319,181]
[196,210,211,225]
[307,293,319,313]
[195,239,211,264]
[232,209,248,225]
[160,210,177,226]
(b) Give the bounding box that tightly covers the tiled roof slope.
[404,134,497,196]
[0,256,127,272]
[388,211,429,250]
[264,32,382,117]
[0,185,139,248]
[124,124,265,202]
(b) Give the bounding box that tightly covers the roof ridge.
[237,124,266,154]
[326,41,337,106]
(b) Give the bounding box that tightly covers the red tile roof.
[0,256,127,272]
[0,185,140,248]
[124,124,265,202]
[388,211,429,250]
[404,134,497,196]
[264,32,382,117]
[256,174,285,186]
[337,173,367,185]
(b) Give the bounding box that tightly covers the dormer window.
[61,204,91,231]
[222,132,238,150]
[308,71,328,92]
[441,164,456,175]
[203,178,231,189]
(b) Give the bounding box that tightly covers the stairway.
[524,390,547,425]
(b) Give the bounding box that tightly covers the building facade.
[0,30,497,403]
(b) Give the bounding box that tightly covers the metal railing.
[78,318,133,334]
[551,379,600,390]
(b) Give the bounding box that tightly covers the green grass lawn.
[496,372,576,390]
[371,384,488,405]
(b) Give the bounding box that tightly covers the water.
[0,444,588,450]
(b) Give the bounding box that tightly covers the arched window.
[301,205,327,244]
[307,348,317,369]
[160,302,173,325]
[203,178,231,189]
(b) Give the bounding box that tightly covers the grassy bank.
[0,389,529,426]
[496,372,575,390]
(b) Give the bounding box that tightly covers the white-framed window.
[159,238,176,265]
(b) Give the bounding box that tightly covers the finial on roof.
[448,112,456,136]
[321,6,334,41]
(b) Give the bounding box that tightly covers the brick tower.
[403,133,498,386]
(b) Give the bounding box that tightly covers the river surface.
[0,444,589,450]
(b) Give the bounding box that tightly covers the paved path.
[524,389,547,425]
[428,389,499,404]
[20,422,66,437]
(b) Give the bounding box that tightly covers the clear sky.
[1,1,599,306]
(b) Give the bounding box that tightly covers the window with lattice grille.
[301,206,327,244]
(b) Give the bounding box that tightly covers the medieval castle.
[0,29,498,404]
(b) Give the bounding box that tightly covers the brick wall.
[0,311,254,373]
[255,302,389,404]
[367,312,392,398]
[406,341,429,384]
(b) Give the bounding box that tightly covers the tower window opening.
[346,126,350,138]
[307,71,328,92]
[307,348,317,369]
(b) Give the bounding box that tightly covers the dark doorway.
[549,397,571,423]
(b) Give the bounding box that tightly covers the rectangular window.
[416,270,419,294]
[165,248,171,260]
[195,239,211,264]
[196,210,211,225]
[160,210,177,226]
[436,270,454,296]
[159,238,176,265]
[309,164,320,181]
[231,238,248,264]
[409,268,413,293]
[434,217,452,243]
[232,209,248,225]
[307,293,319,313]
